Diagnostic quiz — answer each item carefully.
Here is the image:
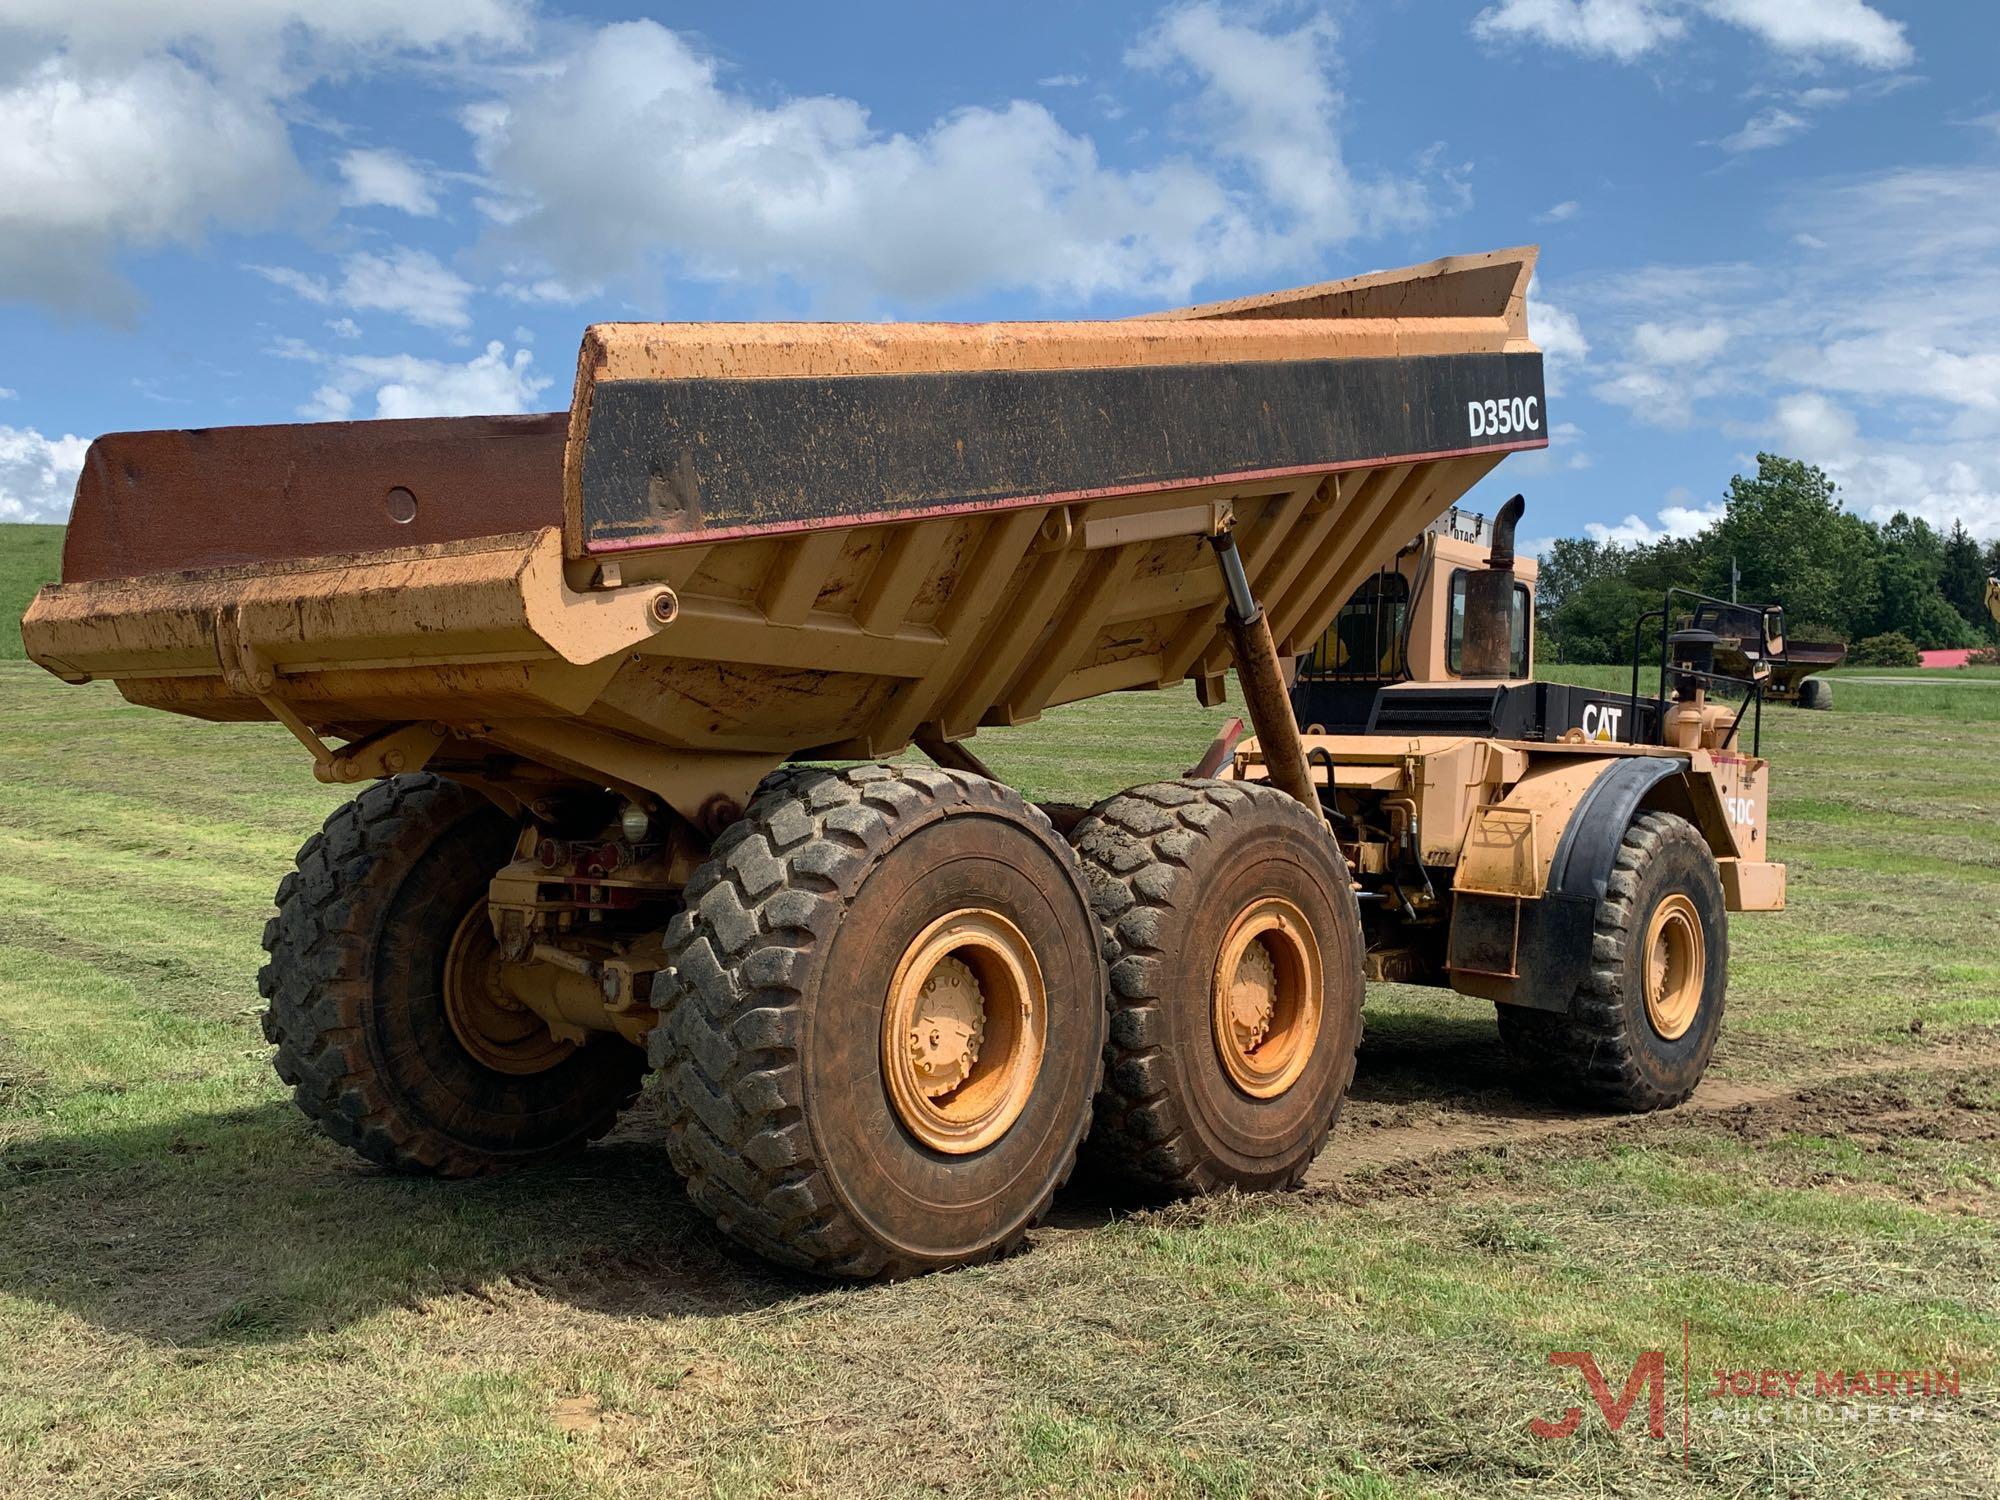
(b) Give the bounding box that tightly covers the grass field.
[3,527,1997,1497]
[0,524,61,660]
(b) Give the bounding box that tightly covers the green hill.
[0,523,63,658]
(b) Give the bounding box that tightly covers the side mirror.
[1762,606,1786,660]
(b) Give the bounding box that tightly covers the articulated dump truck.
[22,247,1785,1277]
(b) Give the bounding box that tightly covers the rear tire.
[258,774,646,1176]
[1069,779,1364,1195]
[1798,677,1833,711]
[1496,811,1726,1111]
[653,765,1106,1277]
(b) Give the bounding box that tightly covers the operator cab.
[1291,495,1658,744]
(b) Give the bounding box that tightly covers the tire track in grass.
[1309,1040,2000,1185]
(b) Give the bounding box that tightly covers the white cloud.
[337,148,440,216]
[0,425,91,523]
[1700,0,1911,69]
[1038,74,1085,88]
[1126,2,1438,249]
[1,1,533,66]
[1473,0,1910,68]
[1586,317,1735,425]
[1528,275,1589,395]
[1659,496,1727,535]
[337,247,474,330]
[496,273,601,305]
[1770,390,1860,457]
[0,2,532,318]
[0,55,301,317]
[1472,0,1686,62]
[1537,199,1581,223]
[266,334,324,362]
[326,316,362,338]
[1508,419,1593,485]
[1631,319,1730,364]
[1595,365,1705,427]
[0,389,16,400]
[1762,391,2000,541]
[464,7,1449,311]
[1585,494,1725,547]
[1553,421,1593,470]
[1720,106,1809,152]
[1715,78,1905,155]
[301,340,551,421]
[255,247,474,330]
[249,263,332,303]
[1561,163,2000,540]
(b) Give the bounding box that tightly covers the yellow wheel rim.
[1211,896,1321,1099]
[442,904,573,1075]
[1642,892,1705,1042]
[881,909,1046,1155]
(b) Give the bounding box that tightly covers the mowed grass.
[3,525,1998,1497]
[0,523,61,659]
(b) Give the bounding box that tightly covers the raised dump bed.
[25,249,1623,1277]
[28,249,1546,823]
[1769,640,1847,707]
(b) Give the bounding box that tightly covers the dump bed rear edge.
[58,412,567,585]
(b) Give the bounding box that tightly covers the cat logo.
[1579,703,1623,743]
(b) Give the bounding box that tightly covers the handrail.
[1626,586,1770,756]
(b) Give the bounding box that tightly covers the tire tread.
[1496,810,1725,1111]
[653,765,1102,1278]
[258,773,641,1176]
[1069,778,1362,1196]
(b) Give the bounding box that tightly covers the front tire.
[258,774,646,1176]
[1069,779,1364,1195]
[653,765,1106,1278]
[1496,811,1727,1111]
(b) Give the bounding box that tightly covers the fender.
[1546,756,1684,901]
[1450,755,1684,1014]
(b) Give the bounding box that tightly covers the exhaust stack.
[1459,493,1525,680]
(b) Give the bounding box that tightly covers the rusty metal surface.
[1224,603,1318,811]
[59,413,566,584]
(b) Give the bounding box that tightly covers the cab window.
[1446,571,1532,678]
[1304,571,1409,679]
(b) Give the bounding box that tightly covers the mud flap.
[1449,891,1594,1013]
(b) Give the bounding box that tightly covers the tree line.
[1537,454,1999,666]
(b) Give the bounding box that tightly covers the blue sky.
[2,0,1995,552]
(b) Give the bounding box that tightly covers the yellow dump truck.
[21,247,1783,1277]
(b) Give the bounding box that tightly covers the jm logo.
[1530,1351,1668,1440]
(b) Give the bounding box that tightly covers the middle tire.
[1070,779,1365,1195]
[653,765,1106,1278]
